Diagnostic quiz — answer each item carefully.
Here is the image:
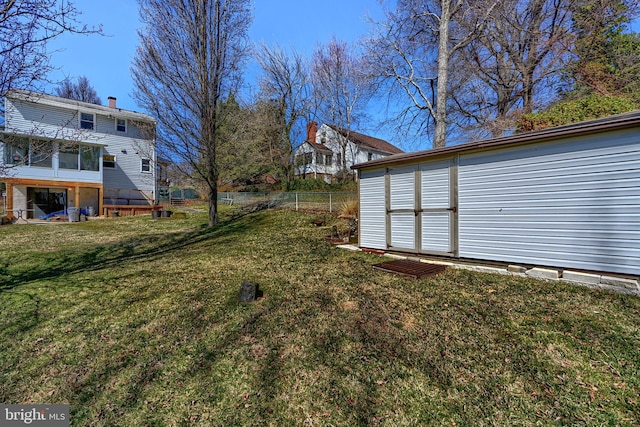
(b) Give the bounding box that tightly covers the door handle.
[447,207,457,213]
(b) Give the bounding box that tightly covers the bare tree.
[311,38,371,172]
[132,0,251,226]
[365,0,495,148]
[255,44,312,184]
[0,1,101,108]
[453,0,575,137]
[55,76,103,105]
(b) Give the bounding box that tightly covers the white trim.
[141,158,152,173]
[79,112,95,131]
[115,118,127,133]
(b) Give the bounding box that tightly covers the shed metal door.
[387,161,456,254]
[388,165,417,250]
[420,159,456,255]
[359,168,387,250]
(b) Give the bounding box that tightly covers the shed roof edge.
[352,111,640,170]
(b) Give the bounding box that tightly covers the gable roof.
[327,125,403,155]
[6,89,156,124]
[352,110,640,170]
[303,140,333,152]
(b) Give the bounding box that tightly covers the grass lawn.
[1,207,639,426]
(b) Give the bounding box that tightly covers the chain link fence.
[218,192,357,214]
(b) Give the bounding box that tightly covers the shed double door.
[387,159,457,256]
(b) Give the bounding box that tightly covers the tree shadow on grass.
[5,212,639,425]
[4,245,639,425]
[165,287,397,425]
[0,213,261,293]
[228,275,640,425]
[55,259,392,424]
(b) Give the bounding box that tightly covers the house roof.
[352,110,640,170]
[303,140,333,152]
[327,125,404,155]
[7,89,156,123]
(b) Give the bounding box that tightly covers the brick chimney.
[306,121,318,143]
[108,96,117,109]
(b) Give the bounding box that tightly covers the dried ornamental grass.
[338,198,358,219]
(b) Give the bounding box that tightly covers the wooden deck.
[102,204,159,217]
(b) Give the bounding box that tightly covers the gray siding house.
[353,112,640,277]
[1,89,157,218]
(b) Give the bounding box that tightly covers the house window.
[3,137,29,165]
[80,145,100,171]
[368,152,373,161]
[59,144,80,170]
[323,153,333,166]
[80,112,95,130]
[296,152,313,167]
[58,144,99,171]
[141,158,151,173]
[116,118,126,132]
[336,153,342,168]
[3,137,55,168]
[103,154,116,169]
[30,140,53,168]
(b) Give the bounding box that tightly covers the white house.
[1,89,158,219]
[295,122,403,182]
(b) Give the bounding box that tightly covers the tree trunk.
[208,184,218,226]
[522,70,535,114]
[132,0,251,229]
[433,0,451,149]
[206,110,219,226]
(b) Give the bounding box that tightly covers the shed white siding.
[359,168,386,249]
[421,159,453,253]
[390,213,415,249]
[421,212,450,252]
[389,165,415,210]
[389,165,416,250]
[458,128,640,275]
[421,160,450,208]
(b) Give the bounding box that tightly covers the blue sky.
[46,0,384,113]
[46,1,640,149]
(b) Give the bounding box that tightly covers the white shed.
[353,112,640,277]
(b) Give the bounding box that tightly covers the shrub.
[286,178,332,192]
[517,94,637,132]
